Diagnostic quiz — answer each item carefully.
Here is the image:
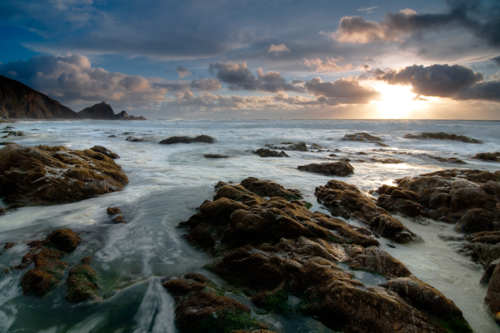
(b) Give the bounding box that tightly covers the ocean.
[0,119,499,332]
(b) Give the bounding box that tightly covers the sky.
[0,0,499,119]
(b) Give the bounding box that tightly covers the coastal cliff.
[0,76,80,119]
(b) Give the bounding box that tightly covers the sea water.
[0,119,499,332]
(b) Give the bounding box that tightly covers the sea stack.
[78,102,146,120]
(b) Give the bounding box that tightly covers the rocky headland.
[78,102,146,120]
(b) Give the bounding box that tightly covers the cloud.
[303,57,353,72]
[208,61,304,93]
[268,44,290,53]
[378,64,500,102]
[155,78,221,92]
[357,6,377,14]
[304,77,381,104]
[332,1,500,47]
[176,66,191,78]
[0,54,169,108]
[491,56,500,66]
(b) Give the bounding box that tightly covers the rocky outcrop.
[66,262,101,303]
[90,145,120,159]
[107,206,126,223]
[163,273,274,333]
[473,152,500,162]
[159,135,216,144]
[378,169,500,226]
[174,178,470,333]
[252,148,289,158]
[20,228,82,296]
[78,102,146,120]
[265,142,307,151]
[1,130,25,139]
[0,75,80,119]
[0,144,128,203]
[316,180,418,243]
[403,132,482,144]
[341,133,382,142]
[298,162,354,176]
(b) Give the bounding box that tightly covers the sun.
[373,84,421,119]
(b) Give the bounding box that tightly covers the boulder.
[163,275,272,333]
[90,145,120,159]
[45,228,82,252]
[265,142,307,151]
[473,152,500,162]
[0,144,128,203]
[403,132,482,144]
[21,248,68,296]
[159,135,216,144]
[239,177,302,199]
[252,148,289,157]
[66,264,100,303]
[341,133,382,142]
[203,154,229,158]
[298,162,354,176]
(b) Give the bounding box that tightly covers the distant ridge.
[0,75,80,119]
[78,102,146,120]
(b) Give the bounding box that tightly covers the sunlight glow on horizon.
[371,84,429,119]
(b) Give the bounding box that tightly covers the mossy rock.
[66,264,100,303]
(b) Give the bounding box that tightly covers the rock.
[0,208,5,215]
[81,256,92,264]
[0,142,16,145]
[21,248,68,296]
[297,162,354,176]
[78,101,145,120]
[112,215,126,224]
[377,188,429,218]
[315,180,418,243]
[163,275,271,333]
[343,245,412,278]
[265,142,307,151]
[3,242,15,250]
[424,154,467,164]
[485,264,500,314]
[176,179,470,333]
[403,132,482,144]
[380,277,469,325]
[45,228,82,252]
[370,157,403,164]
[107,207,122,215]
[252,148,289,158]
[180,180,378,254]
[375,142,389,147]
[239,177,302,199]
[66,264,100,303]
[212,240,469,333]
[1,131,25,138]
[393,169,500,225]
[126,136,145,142]
[203,154,229,158]
[107,135,116,138]
[341,133,382,142]
[473,152,500,162]
[0,144,128,203]
[90,145,120,159]
[159,135,216,144]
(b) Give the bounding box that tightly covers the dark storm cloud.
[304,77,381,104]
[208,61,304,93]
[378,64,500,101]
[491,56,500,66]
[176,67,192,78]
[335,0,500,47]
